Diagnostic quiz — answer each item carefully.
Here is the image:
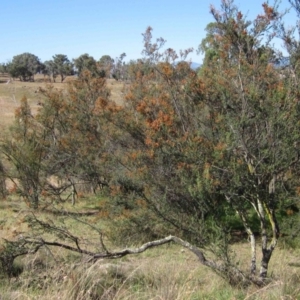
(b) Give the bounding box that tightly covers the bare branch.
[17,235,226,274]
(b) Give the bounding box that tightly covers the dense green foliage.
[98,54,114,78]
[51,54,74,82]
[7,53,41,81]
[73,53,99,77]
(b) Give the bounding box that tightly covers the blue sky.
[0,0,297,64]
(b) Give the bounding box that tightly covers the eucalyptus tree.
[112,52,126,80]
[7,53,41,81]
[0,63,8,74]
[73,53,99,77]
[52,54,73,82]
[98,55,114,78]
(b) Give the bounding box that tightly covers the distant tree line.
[0,52,130,82]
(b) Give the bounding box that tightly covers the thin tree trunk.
[236,209,257,275]
[257,198,279,279]
[260,204,279,279]
[68,178,77,206]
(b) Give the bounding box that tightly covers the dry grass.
[106,78,127,105]
[0,196,300,299]
[0,74,125,134]
[1,243,300,299]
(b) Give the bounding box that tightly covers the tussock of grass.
[1,222,300,299]
[0,196,300,299]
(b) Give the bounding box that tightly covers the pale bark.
[256,198,279,279]
[237,210,257,275]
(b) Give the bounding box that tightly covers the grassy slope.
[0,74,124,133]
[0,196,300,299]
[0,74,300,299]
